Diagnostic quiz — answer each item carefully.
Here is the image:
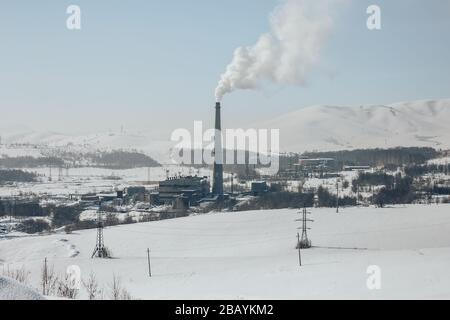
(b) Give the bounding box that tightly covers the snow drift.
[0,276,45,300]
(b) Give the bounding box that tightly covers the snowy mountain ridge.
[1,99,449,162]
[256,98,450,152]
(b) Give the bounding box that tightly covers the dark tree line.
[42,204,83,228]
[0,200,43,216]
[0,156,64,168]
[352,172,394,190]
[0,169,37,183]
[304,147,438,167]
[88,150,160,169]
[404,164,450,177]
[317,186,356,207]
[428,185,450,195]
[17,219,51,234]
[0,150,160,170]
[374,174,415,207]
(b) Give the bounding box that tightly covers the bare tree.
[108,274,132,300]
[120,288,132,300]
[108,274,121,300]
[2,265,29,284]
[82,272,101,300]
[57,274,79,299]
[41,259,58,296]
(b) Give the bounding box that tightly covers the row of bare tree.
[2,263,133,300]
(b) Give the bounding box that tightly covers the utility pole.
[297,233,302,267]
[336,180,339,213]
[13,198,16,223]
[147,248,152,277]
[8,200,12,225]
[42,257,48,295]
[372,186,375,206]
[356,184,359,206]
[230,172,234,195]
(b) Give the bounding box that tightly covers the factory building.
[157,102,224,207]
[251,181,269,196]
[158,176,210,205]
[343,165,371,172]
[294,157,336,175]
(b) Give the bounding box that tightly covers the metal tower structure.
[91,199,109,258]
[296,207,313,249]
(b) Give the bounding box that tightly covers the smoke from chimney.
[215,0,340,102]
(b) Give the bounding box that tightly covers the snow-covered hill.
[256,99,450,152]
[1,99,449,162]
[0,129,175,164]
[1,205,450,299]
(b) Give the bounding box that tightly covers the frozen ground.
[0,276,44,300]
[1,204,450,299]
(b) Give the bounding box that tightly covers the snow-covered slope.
[1,99,449,161]
[256,99,450,152]
[1,204,450,299]
[0,276,45,300]
[0,129,175,164]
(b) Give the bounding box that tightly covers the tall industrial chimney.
[212,102,224,196]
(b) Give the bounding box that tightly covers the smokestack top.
[215,102,221,108]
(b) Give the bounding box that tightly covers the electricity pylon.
[91,198,109,258]
[296,207,313,249]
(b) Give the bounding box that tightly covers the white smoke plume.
[215,0,339,102]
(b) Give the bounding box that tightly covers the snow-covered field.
[0,276,44,300]
[1,204,450,299]
[0,166,213,197]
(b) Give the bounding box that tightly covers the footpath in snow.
[1,204,450,299]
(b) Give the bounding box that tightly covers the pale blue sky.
[0,0,449,136]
